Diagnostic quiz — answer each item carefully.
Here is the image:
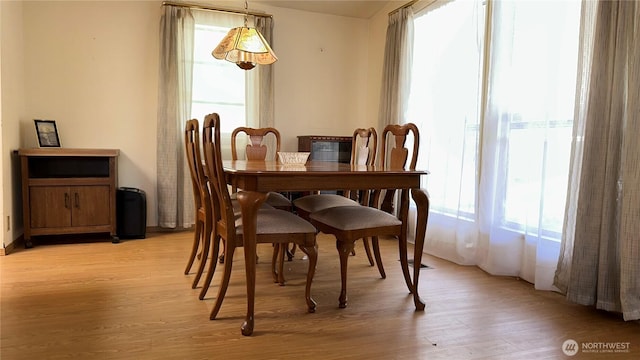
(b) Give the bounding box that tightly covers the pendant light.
[212,1,278,70]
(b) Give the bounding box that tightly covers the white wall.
[1,0,26,249]
[244,0,398,151]
[265,5,370,151]
[367,1,402,128]
[21,0,160,239]
[1,0,394,248]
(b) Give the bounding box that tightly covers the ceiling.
[255,1,393,19]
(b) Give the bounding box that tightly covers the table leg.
[397,189,413,292]
[398,188,428,311]
[410,188,429,311]
[236,190,268,336]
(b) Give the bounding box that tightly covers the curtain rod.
[162,1,272,18]
[389,0,420,15]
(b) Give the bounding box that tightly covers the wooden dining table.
[223,160,430,336]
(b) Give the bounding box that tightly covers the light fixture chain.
[244,0,249,27]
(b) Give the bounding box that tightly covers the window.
[409,0,581,239]
[189,12,258,135]
[191,24,247,133]
[495,2,581,236]
[409,0,484,220]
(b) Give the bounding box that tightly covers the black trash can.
[116,187,147,239]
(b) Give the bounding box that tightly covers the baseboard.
[145,226,192,234]
[1,235,24,256]
[0,227,187,256]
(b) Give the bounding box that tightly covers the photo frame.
[34,119,61,147]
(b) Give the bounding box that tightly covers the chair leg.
[271,244,279,283]
[199,233,221,300]
[210,245,235,319]
[184,220,203,275]
[298,242,318,313]
[371,236,386,279]
[218,239,225,264]
[336,239,355,308]
[278,245,286,285]
[192,221,212,289]
[286,243,296,261]
[362,237,375,266]
[271,244,286,286]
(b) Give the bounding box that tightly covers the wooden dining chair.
[308,123,422,308]
[232,126,295,284]
[183,119,214,290]
[293,127,378,265]
[202,113,318,320]
[231,126,293,210]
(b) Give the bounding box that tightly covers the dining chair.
[186,120,269,297]
[308,123,421,308]
[232,126,295,284]
[293,127,378,265]
[231,126,293,210]
[202,113,318,319]
[183,119,214,290]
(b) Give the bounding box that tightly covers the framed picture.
[34,119,61,147]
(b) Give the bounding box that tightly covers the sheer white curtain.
[407,0,483,265]
[555,0,640,321]
[407,0,581,290]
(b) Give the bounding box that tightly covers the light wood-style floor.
[1,231,638,359]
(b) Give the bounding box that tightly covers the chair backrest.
[231,126,281,161]
[380,123,420,170]
[184,119,209,213]
[351,127,378,166]
[345,127,377,201]
[377,123,420,212]
[202,113,235,235]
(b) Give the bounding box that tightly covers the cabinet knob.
[64,193,70,209]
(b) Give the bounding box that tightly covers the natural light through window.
[409,0,484,219]
[191,24,246,134]
[495,2,581,236]
[409,0,581,239]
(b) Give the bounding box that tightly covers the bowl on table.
[277,152,310,166]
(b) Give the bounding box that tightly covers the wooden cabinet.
[18,148,119,248]
[297,135,352,163]
[29,185,111,228]
[297,136,352,197]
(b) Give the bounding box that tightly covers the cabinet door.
[30,186,72,228]
[71,186,110,226]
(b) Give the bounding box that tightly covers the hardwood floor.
[1,231,638,359]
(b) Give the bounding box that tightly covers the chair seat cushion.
[310,205,401,231]
[236,209,316,235]
[266,192,292,208]
[293,194,359,213]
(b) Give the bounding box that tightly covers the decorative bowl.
[277,152,310,165]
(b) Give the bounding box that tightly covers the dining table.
[223,159,430,336]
